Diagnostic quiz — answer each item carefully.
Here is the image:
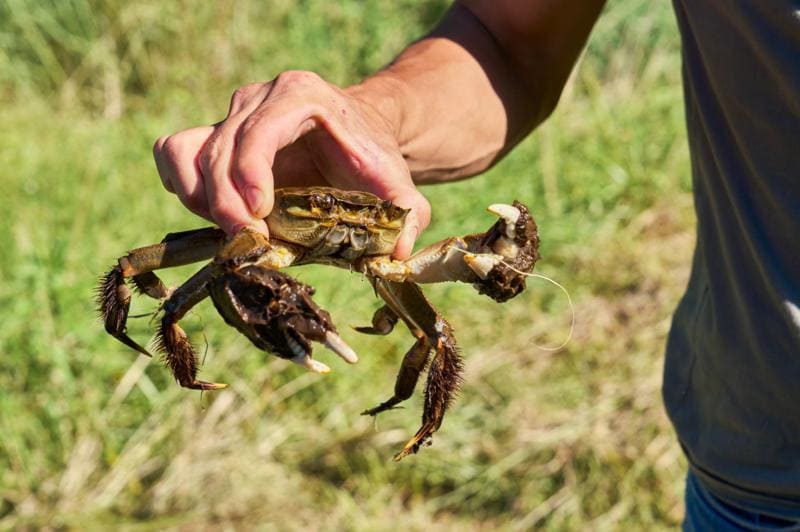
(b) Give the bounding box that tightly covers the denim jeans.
[683,470,800,531]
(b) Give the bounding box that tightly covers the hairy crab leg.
[362,279,464,461]
[97,227,226,356]
[156,262,227,390]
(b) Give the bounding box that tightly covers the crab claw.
[487,204,521,238]
[324,331,359,364]
[290,354,331,374]
[463,253,503,280]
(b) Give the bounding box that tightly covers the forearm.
[347,1,606,183]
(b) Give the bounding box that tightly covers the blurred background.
[0,0,694,529]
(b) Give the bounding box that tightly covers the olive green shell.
[267,187,409,257]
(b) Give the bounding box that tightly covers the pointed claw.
[487,203,521,224]
[487,204,521,238]
[113,332,154,357]
[291,354,331,374]
[393,422,436,461]
[324,331,359,364]
[187,380,228,390]
[464,253,502,280]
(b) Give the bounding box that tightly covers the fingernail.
[244,186,265,217]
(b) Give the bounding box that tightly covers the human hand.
[153,70,430,258]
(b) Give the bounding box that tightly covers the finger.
[232,99,321,219]
[152,136,174,192]
[382,186,431,260]
[153,126,216,219]
[199,119,269,236]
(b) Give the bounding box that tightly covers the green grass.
[0,1,693,529]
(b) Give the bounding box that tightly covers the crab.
[98,187,539,460]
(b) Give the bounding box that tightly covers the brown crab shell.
[267,187,410,256]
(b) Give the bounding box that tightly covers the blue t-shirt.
[664,0,800,518]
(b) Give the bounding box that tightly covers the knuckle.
[275,70,323,90]
[161,135,185,160]
[230,83,262,108]
[228,82,272,116]
[153,135,169,157]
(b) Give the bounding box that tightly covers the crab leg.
[155,262,227,390]
[361,279,464,461]
[208,227,358,374]
[353,304,399,336]
[97,227,227,356]
[360,335,430,415]
[364,201,540,303]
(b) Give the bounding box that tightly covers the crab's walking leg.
[361,336,430,415]
[155,262,226,390]
[361,280,464,461]
[396,322,462,461]
[98,227,226,356]
[358,304,429,414]
[353,304,399,336]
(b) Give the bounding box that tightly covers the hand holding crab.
[98,187,539,459]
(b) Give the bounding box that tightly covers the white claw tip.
[291,354,331,374]
[464,253,501,280]
[324,331,359,364]
[487,204,521,238]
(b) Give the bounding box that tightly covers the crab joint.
[324,331,359,364]
[290,354,331,374]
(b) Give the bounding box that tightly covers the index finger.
[231,100,322,219]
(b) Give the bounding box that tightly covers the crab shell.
[267,187,410,259]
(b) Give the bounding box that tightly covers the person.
[152,1,800,528]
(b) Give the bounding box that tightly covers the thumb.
[386,187,431,260]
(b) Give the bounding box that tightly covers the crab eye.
[310,193,334,211]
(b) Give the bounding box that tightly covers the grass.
[0,0,693,529]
